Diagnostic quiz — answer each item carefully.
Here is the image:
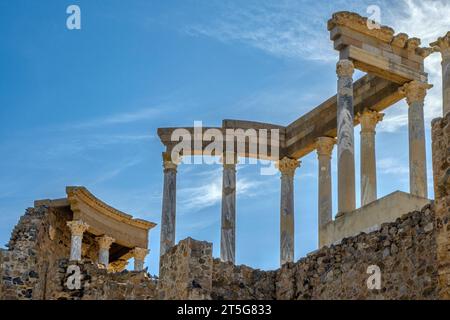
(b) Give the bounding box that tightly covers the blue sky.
[0,0,448,275]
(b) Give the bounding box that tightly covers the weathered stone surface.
[432,112,450,299]
[158,237,213,300]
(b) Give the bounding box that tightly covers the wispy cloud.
[184,0,356,62]
[68,107,162,129]
[43,133,154,158]
[378,157,409,175]
[178,167,268,212]
[91,157,143,185]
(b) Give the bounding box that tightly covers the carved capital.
[399,81,433,105]
[67,220,89,236]
[336,60,354,78]
[430,32,450,59]
[356,109,384,133]
[133,247,149,261]
[96,235,115,250]
[162,152,179,171]
[276,157,300,177]
[316,137,336,158]
[220,152,238,167]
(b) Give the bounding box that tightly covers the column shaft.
[70,234,83,261]
[97,235,114,267]
[160,153,177,257]
[276,157,300,266]
[401,81,432,199]
[220,161,236,263]
[336,60,356,213]
[66,220,89,262]
[133,247,148,271]
[316,137,335,232]
[408,100,428,198]
[358,110,383,206]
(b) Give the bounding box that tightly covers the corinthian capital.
[96,235,115,250]
[316,137,336,158]
[399,81,433,105]
[162,151,179,171]
[430,31,450,59]
[276,157,300,177]
[356,109,384,133]
[133,247,149,261]
[336,60,355,77]
[67,220,89,236]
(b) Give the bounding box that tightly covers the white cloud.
[184,0,352,62]
[43,133,154,158]
[178,167,268,212]
[69,107,162,129]
[378,157,409,175]
[91,158,143,185]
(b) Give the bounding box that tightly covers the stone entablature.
[328,11,431,84]
[65,186,155,250]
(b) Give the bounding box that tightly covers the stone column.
[357,109,384,206]
[431,32,450,116]
[316,137,335,229]
[276,157,300,266]
[96,235,115,267]
[220,153,237,264]
[400,81,433,198]
[66,220,89,261]
[133,247,149,271]
[160,152,178,257]
[336,59,356,214]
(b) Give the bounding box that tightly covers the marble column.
[66,220,89,261]
[133,247,149,271]
[336,59,356,214]
[357,110,384,206]
[316,137,335,230]
[220,153,237,264]
[160,152,178,257]
[276,157,300,266]
[400,81,433,198]
[431,32,450,116]
[96,235,115,267]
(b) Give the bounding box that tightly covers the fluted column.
[276,157,300,266]
[316,137,335,232]
[67,220,89,261]
[357,110,384,206]
[431,32,450,116]
[96,235,115,267]
[160,152,178,257]
[336,59,356,214]
[133,247,149,271]
[220,152,237,264]
[400,81,433,198]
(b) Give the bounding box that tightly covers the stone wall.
[432,112,450,299]
[47,259,157,300]
[0,207,49,299]
[212,260,276,300]
[156,203,437,300]
[275,204,437,299]
[158,237,213,300]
